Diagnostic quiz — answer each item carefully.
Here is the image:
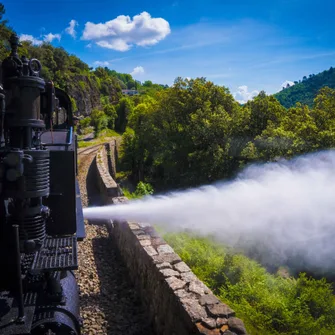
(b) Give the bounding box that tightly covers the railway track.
[77,144,154,335]
[78,144,102,176]
[78,143,104,156]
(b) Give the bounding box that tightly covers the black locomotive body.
[0,34,85,334]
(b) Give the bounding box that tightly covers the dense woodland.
[118,79,335,190]
[2,4,335,334]
[275,67,335,108]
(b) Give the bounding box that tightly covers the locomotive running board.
[0,293,35,335]
[31,236,78,273]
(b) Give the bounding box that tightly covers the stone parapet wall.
[105,140,117,179]
[94,148,248,335]
[95,146,122,203]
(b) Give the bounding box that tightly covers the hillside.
[274,67,335,108]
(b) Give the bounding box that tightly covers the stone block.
[189,280,212,295]
[180,298,207,321]
[202,317,217,329]
[189,281,206,296]
[137,234,151,240]
[216,317,228,327]
[173,261,191,273]
[175,289,193,299]
[166,276,186,291]
[207,304,235,318]
[128,222,140,230]
[221,331,237,335]
[143,246,158,256]
[156,262,172,269]
[160,269,180,277]
[132,229,146,236]
[157,244,175,254]
[227,318,247,335]
[196,322,221,335]
[180,271,197,282]
[199,294,221,306]
[151,236,166,247]
[139,239,152,247]
[152,253,181,264]
[220,325,229,333]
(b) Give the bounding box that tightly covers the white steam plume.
[84,150,335,270]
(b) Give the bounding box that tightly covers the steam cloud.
[83,150,335,271]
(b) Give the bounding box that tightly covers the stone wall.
[94,148,248,335]
[105,141,117,179]
[95,146,122,203]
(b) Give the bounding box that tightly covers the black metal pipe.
[13,224,25,321]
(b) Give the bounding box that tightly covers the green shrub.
[79,117,91,128]
[134,181,153,197]
[70,96,77,113]
[78,80,87,91]
[163,232,335,335]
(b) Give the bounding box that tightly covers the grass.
[162,231,335,335]
[77,135,120,148]
[97,128,122,137]
[77,128,122,148]
[121,187,141,199]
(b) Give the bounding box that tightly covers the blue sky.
[2,0,335,102]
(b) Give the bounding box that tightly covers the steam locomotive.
[0,34,85,334]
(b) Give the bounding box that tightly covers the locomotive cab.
[40,87,85,240]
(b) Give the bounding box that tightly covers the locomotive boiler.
[0,34,85,334]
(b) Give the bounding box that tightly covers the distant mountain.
[274,66,335,108]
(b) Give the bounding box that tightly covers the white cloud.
[19,34,43,46]
[131,66,145,76]
[65,19,78,38]
[234,85,259,104]
[97,39,130,52]
[20,32,61,45]
[81,11,171,52]
[86,43,92,48]
[44,33,61,42]
[281,80,295,89]
[94,61,110,67]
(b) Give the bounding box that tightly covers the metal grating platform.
[31,237,78,272]
[0,293,36,335]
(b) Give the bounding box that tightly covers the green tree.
[311,87,335,148]
[133,181,153,197]
[90,109,108,135]
[0,3,12,61]
[115,97,134,133]
[122,77,242,187]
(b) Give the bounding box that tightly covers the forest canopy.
[274,67,335,108]
[118,78,335,190]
